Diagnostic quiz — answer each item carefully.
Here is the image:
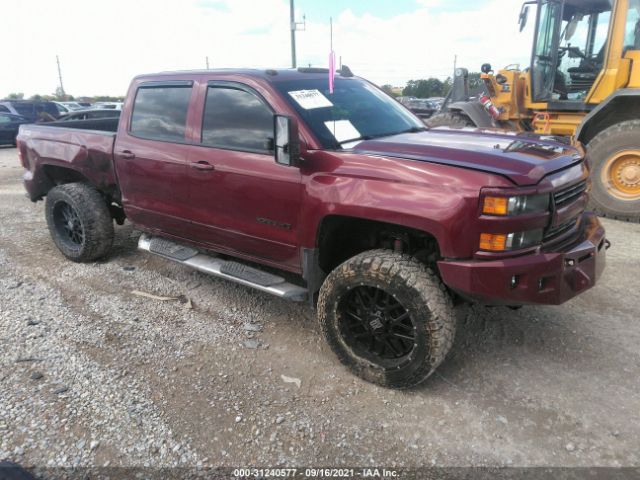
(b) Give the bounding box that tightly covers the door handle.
[121,150,135,160]
[190,161,215,171]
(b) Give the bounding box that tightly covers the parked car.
[55,101,85,113]
[0,113,30,145]
[91,102,123,110]
[405,98,438,119]
[0,101,60,122]
[58,109,121,121]
[16,68,607,388]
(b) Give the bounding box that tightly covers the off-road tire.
[587,120,640,222]
[45,182,114,262]
[318,249,456,389]
[425,111,474,129]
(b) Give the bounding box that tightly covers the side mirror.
[519,4,529,32]
[274,114,300,167]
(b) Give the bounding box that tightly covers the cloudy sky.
[1,0,535,97]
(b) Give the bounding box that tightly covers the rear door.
[0,115,15,143]
[186,81,303,269]
[114,81,195,237]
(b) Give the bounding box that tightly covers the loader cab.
[528,0,614,104]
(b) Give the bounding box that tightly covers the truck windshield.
[274,77,424,149]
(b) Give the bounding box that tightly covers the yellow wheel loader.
[428,0,640,221]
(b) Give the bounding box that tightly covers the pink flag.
[329,50,335,94]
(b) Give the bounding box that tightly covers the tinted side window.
[14,104,35,115]
[202,87,273,152]
[130,86,192,142]
[0,105,9,113]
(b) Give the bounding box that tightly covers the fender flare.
[447,101,495,128]
[576,88,640,142]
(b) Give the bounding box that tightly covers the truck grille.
[543,218,578,243]
[553,180,587,208]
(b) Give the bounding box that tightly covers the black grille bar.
[543,218,578,242]
[553,180,587,208]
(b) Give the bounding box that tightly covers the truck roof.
[133,67,355,84]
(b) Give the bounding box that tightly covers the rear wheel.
[45,183,114,262]
[318,249,456,389]
[425,111,474,129]
[587,120,640,222]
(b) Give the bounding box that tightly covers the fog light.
[479,229,543,252]
[479,233,508,251]
[510,275,519,289]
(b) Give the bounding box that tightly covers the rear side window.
[130,86,192,142]
[14,103,35,115]
[0,105,9,113]
[201,86,273,152]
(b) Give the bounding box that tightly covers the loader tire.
[587,120,640,222]
[425,111,474,129]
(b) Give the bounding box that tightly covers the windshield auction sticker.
[324,120,361,143]
[288,89,333,109]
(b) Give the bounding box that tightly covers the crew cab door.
[114,81,195,236]
[187,81,302,270]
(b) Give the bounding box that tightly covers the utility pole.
[289,0,305,68]
[56,55,65,97]
[206,56,210,69]
[290,0,296,68]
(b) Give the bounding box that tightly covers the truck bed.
[18,119,119,201]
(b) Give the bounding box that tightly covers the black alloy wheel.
[339,285,416,362]
[52,201,85,247]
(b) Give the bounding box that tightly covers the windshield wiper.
[392,126,427,135]
[338,126,426,145]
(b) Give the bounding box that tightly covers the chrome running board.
[138,234,307,302]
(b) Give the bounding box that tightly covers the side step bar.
[138,234,308,302]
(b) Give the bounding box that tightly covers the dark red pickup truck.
[17,67,607,388]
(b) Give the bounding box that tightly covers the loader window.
[625,0,640,50]
[556,9,611,99]
[532,1,562,101]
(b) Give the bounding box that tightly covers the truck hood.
[350,128,583,185]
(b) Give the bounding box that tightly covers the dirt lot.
[1,145,639,472]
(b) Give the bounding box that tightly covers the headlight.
[479,229,543,252]
[482,193,549,216]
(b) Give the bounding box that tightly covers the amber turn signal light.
[479,233,508,251]
[482,196,508,215]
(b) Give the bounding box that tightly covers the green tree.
[403,78,445,98]
[7,92,24,100]
[467,72,484,95]
[380,84,395,96]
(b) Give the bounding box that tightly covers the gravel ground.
[1,145,639,474]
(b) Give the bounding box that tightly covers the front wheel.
[318,250,456,389]
[45,183,114,262]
